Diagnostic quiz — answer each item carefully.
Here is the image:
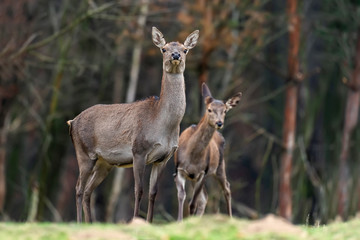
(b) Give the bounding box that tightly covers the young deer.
[174,83,241,221]
[67,27,199,223]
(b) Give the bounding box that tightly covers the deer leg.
[189,172,205,215]
[174,169,186,221]
[215,160,232,217]
[82,161,112,223]
[195,187,208,216]
[132,153,146,218]
[75,154,95,223]
[147,161,166,222]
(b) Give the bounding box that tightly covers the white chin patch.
[171,60,181,65]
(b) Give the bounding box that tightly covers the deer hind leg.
[75,151,95,223]
[215,160,232,217]
[82,159,112,223]
[195,187,208,216]
[147,160,167,222]
[147,147,177,222]
[174,169,186,221]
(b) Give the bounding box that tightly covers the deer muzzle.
[215,121,223,129]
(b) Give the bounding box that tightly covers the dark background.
[1,0,360,224]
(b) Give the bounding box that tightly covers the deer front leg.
[189,171,205,215]
[147,146,177,222]
[147,160,167,222]
[132,153,146,218]
[175,169,186,221]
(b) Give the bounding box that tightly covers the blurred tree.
[279,0,301,221]
[337,28,360,219]
[1,0,360,224]
[0,0,33,216]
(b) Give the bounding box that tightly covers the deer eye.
[183,49,188,54]
[208,109,212,113]
[162,48,166,53]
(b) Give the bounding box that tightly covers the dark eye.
[183,49,188,54]
[208,109,212,113]
[162,48,166,53]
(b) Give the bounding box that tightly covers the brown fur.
[68,27,199,223]
[174,83,241,221]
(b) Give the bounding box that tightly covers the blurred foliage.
[0,0,359,224]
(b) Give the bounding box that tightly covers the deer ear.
[152,27,166,48]
[202,83,213,104]
[202,83,213,99]
[225,92,242,111]
[184,30,199,49]
[205,96,214,105]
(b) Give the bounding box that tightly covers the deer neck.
[156,71,186,127]
[188,115,216,156]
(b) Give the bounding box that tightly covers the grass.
[0,215,359,240]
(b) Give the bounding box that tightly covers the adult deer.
[174,83,241,221]
[67,27,199,223]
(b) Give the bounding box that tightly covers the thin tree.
[337,28,360,219]
[0,0,29,215]
[279,0,301,221]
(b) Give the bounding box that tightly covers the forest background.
[1,0,360,225]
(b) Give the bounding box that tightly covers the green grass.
[0,215,359,240]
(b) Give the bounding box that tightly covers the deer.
[67,27,199,223]
[174,83,242,221]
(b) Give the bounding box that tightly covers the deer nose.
[216,121,223,128]
[171,52,180,60]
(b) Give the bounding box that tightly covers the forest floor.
[0,214,359,240]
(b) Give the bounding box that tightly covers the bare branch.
[10,2,116,59]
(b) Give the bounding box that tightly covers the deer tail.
[67,120,73,136]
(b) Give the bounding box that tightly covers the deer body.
[174,83,241,221]
[176,120,224,180]
[68,27,199,223]
[71,73,185,167]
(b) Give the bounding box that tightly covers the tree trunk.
[107,0,149,222]
[221,4,239,97]
[337,28,360,219]
[0,84,18,215]
[279,0,300,221]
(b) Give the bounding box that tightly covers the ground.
[1,214,359,240]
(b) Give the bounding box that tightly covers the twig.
[271,155,279,212]
[233,201,259,219]
[298,137,322,188]
[240,82,289,110]
[158,204,175,222]
[239,67,320,110]
[252,55,287,80]
[255,139,274,212]
[239,117,283,146]
[10,2,115,59]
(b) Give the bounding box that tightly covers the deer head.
[152,27,199,74]
[202,83,242,129]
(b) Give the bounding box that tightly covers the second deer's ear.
[225,92,242,111]
[152,27,166,48]
[184,30,199,49]
[205,96,214,105]
[202,83,212,99]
